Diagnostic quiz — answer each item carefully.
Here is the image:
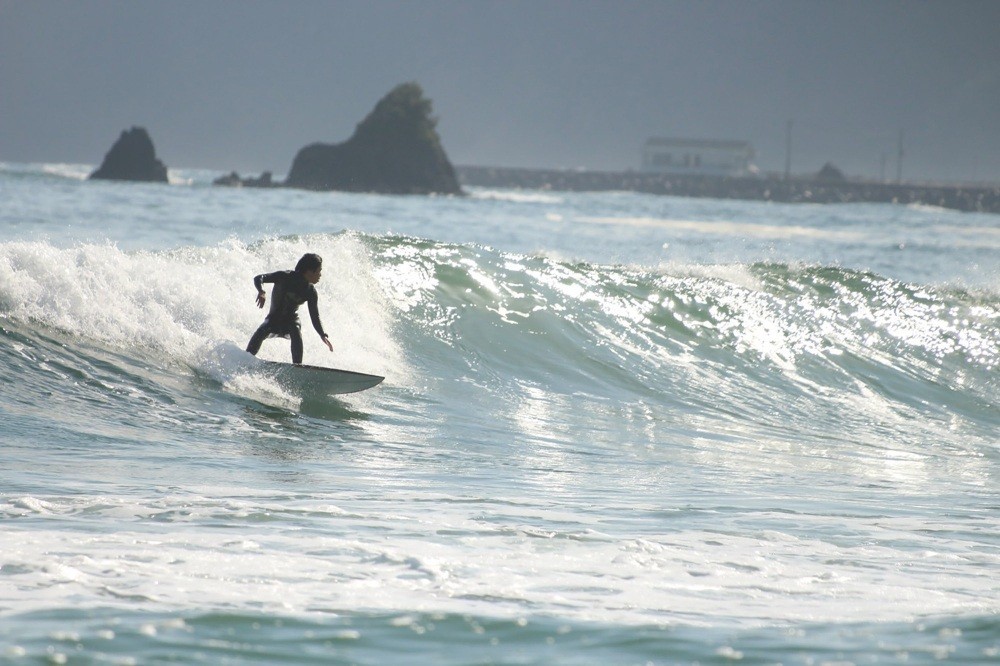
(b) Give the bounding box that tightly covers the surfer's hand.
[256,291,266,308]
[322,335,333,352]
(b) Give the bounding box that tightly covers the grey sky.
[2,0,998,183]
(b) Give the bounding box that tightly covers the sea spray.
[0,233,406,377]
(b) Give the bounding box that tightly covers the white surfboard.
[258,360,384,395]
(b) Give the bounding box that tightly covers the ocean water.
[0,162,998,664]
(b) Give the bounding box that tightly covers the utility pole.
[784,119,793,181]
[896,130,904,184]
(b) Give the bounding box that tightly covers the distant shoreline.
[456,165,1000,214]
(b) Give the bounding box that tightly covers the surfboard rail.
[259,360,384,395]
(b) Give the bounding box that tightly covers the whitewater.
[1,163,998,664]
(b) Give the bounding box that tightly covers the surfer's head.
[295,253,322,274]
[295,253,323,284]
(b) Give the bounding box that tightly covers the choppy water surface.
[1,164,998,663]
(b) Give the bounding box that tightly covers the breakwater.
[457,165,1000,214]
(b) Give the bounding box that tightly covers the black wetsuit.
[246,270,327,364]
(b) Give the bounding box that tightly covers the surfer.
[246,253,334,364]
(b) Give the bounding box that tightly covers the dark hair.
[295,253,323,274]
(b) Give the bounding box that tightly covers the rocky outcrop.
[284,83,461,195]
[89,127,168,182]
[213,171,275,188]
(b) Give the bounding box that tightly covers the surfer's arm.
[307,291,332,351]
[252,272,278,308]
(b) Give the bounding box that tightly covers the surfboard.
[258,360,384,395]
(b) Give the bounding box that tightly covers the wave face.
[369,233,998,445]
[1,166,999,663]
[4,232,994,441]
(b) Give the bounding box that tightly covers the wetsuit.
[246,270,327,364]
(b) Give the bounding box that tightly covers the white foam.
[0,233,408,387]
[661,262,766,292]
[2,493,996,627]
[469,189,565,204]
[39,162,92,181]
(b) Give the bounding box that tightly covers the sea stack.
[285,83,462,195]
[89,127,169,183]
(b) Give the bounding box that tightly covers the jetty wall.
[457,166,1000,214]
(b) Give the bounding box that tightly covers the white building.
[642,138,754,177]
